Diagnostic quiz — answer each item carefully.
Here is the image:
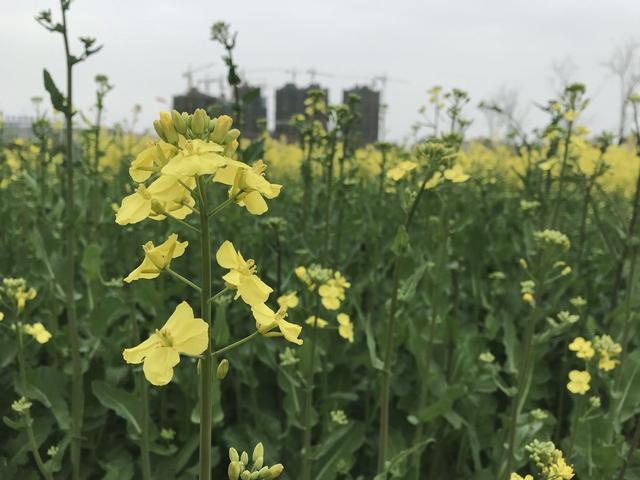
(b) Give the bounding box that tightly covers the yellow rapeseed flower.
[24,322,52,344]
[277,292,299,309]
[115,175,196,225]
[213,159,282,215]
[337,313,354,343]
[122,302,208,386]
[216,241,272,306]
[161,138,227,177]
[443,164,470,183]
[386,161,418,181]
[295,266,316,290]
[548,455,574,479]
[125,234,188,283]
[129,141,178,182]
[251,303,303,345]
[567,370,590,395]
[509,474,533,480]
[568,337,594,360]
[305,316,328,328]
[598,351,619,372]
[318,282,344,310]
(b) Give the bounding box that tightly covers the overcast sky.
[2,0,639,141]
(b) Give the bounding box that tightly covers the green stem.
[197,176,214,480]
[25,414,54,480]
[550,121,573,228]
[132,310,152,480]
[208,198,232,218]
[166,267,202,293]
[212,331,259,357]
[60,3,84,477]
[209,287,229,304]
[377,171,432,473]
[302,297,321,480]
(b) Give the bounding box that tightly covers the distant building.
[343,85,380,145]
[172,88,217,114]
[274,83,328,142]
[237,85,267,139]
[172,86,266,139]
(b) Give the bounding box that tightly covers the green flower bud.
[224,140,239,157]
[191,108,209,135]
[241,471,251,480]
[250,472,260,480]
[153,120,166,141]
[229,447,240,462]
[212,115,233,143]
[223,129,241,144]
[228,461,242,480]
[266,464,284,479]
[240,451,249,465]
[252,443,264,463]
[257,466,269,478]
[159,111,179,144]
[171,110,187,134]
[253,456,263,471]
[217,358,230,379]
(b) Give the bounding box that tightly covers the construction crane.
[306,68,334,83]
[182,63,215,90]
[283,69,298,84]
[371,74,409,140]
[198,75,226,97]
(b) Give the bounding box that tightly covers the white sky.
[2,0,639,142]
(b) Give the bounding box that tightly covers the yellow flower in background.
[251,303,303,345]
[598,351,619,372]
[277,292,299,309]
[568,337,594,360]
[216,240,272,306]
[305,316,328,328]
[509,474,533,480]
[0,311,4,321]
[295,266,316,290]
[332,271,351,290]
[161,138,227,177]
[548,455,574,479]
[567,370,590,395]
[2,278,37,312]
[214,159,282,215]
[123,302,208,386]
[24,323,52,344]
[443,164,470,183]
[129,141,178,182]
[125,234,188,283]
[15,287,37,312]
[423,171,443,190]
[337,313,354,343]
[115,175,196,225]
[318,283,344,310]
[386,161,418,181]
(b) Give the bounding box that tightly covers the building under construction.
[172,85,266,139]
[273,83,328,142]
[342,85,380,145]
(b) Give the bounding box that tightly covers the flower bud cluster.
[227,443,284,480]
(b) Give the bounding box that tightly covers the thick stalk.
[377,172,431,472]
[197,177,214,480]
[132,311,152,480]
[500,307,541,479]
[302,297,321,480]
[60,3,83,477]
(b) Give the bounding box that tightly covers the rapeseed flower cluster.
[565,333,622,395]
[1,277,37,312]
[296,265,354,343]
[516,439,574,479]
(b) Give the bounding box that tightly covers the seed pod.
[217,359,230,380]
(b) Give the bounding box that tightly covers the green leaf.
[415,384,466,422]
[43,69,66,113]
[313,422,366,480]
[398,261,429,302]
[374,438,435,480]
[91,380,142,434]
[363,315,384,371]
[81,243,103,280]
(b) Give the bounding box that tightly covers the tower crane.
[182,63,215,90]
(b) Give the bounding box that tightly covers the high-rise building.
[172,87,217,114]
[237,85,267,139]
[343,85,380,145]
[274,83,328,142]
